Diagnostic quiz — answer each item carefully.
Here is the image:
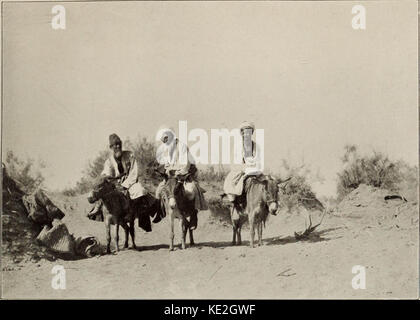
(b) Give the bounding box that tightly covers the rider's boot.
[87,200,103,220]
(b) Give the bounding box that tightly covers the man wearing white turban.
[155,127,208,230]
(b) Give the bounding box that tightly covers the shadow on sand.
[132,227,343,252]
[264,227,343,245]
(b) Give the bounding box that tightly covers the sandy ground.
[2,193,418,299]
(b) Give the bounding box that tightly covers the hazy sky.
[2,1,418,197]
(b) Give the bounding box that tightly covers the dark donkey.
[87,176,136,253]
[160,172,197,251]
[231,176,285,248]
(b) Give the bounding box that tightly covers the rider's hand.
[115,183,127,194]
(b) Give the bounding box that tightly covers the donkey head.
[263,177,280,214]
[87,176,116,203]
[161,170,183,209]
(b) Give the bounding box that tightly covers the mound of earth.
[2,165,100,269]
[335,184,418,229]
[2,167,58,269]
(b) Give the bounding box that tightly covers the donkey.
[87,177,136,253]
[160,172,197,251]
[231,176,280,248]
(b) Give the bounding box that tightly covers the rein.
[264,188,277,205]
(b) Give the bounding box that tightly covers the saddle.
[234,174,269,212]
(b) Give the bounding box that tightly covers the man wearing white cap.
[223,121,263,204]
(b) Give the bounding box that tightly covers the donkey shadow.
[135,241,233,251]
[122,227,343,252]
[196,227,343,249]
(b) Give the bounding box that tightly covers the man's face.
[110,143,122,159]
[241,128,253,148]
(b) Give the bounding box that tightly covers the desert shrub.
[199,165,228,184]
[3,150,45,194]
[207,196,232,224]
[337,145,406,201]
[124,136,159,187]
[61,187,77,197]
[277,160,320,213]
[394,161,418,201]
[71,149,110,194]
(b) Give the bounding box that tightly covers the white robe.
[101,151,146,200]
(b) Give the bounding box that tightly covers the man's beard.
[114,150,122,159]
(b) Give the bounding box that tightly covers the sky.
[2,1,418,197]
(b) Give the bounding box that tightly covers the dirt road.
[2,193,418,299]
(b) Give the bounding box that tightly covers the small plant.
[4,150,45,194]
[199,165,228,184]
[336,145,408,201]
[277,160,321,213]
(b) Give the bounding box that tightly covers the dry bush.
[3,150,45,194]
[336,145,413,201]
[124,135,159,187]
[199,165,228,184]
[394,161,418,201]
[277,160,321,213]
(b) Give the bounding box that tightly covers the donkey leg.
[105,219,111,254]
[189,228,195,246]
[121,222,129,249]
[231,215,237,246]
[257,222,263,246]
[237,224,242,245]
[114,223,120,252]
[129,218,137,250]
[249,215,255,248]
[180,219,187,250]
[231,206,239,245]
[169,214,175,251]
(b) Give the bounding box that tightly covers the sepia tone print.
[1,1,418,299]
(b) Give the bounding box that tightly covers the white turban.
[239,121,255,132]
[156,127,176,144]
